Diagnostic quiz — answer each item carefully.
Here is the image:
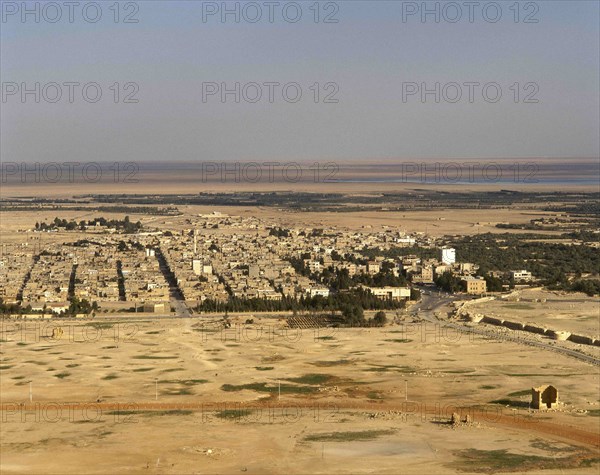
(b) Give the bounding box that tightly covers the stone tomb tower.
[531,385,558,410]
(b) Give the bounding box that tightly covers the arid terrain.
[3,0,598,471]
[1,188,599,474]
[1,315,599,475]
[468,289,600,337]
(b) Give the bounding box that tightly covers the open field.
[1,317,599,474]
[0,203,584,238]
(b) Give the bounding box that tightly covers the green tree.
[372,311,387,327]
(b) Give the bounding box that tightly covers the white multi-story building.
[510,270,533,282]
[367,286,411,300]
[441,247,456,265]
[306,287,330,298]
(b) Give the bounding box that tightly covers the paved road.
[154,247,193,318]
[170,296,192,319]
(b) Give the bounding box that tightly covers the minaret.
[193,229,198,255]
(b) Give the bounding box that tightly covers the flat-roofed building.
[306,287,330,298]
[510,270,533,282]
[462,276,487,295]
[367,261,381,275]
[367,286,411,301]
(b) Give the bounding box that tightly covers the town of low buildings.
[0,212,534,316]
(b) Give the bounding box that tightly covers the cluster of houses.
[1,240,170,315]
[0,212,539,316]
[0,243,36,306]
[160,224,326,307]
[118,247,169,311]
[20,251,72,313]
[72,245,120,303]
[155,215,488,305]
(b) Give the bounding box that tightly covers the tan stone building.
[367,261,380,275]
[462,276,487,295]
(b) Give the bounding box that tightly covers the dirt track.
[3,400,598,450]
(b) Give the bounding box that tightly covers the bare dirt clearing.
[2,318,599,474]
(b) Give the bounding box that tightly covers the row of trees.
[269,227,290,238]
[434,271,527,293]
[195,288,407,314]
[558,279,600,297]
[434,272,462,293]
[338,305,387,327]
[35,216,142,234]
[289,257,409,291]
[68,297,98,315]
[0,297,98,316]
[0,298,23,314]
[449,233,600,294]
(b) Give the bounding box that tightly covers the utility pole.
[29,381,33,402]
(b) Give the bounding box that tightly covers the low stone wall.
[568,333,595,345]
[503,320,525,331]
[481,316,504,326]
[457,309,598,347]
[523,324,547,335]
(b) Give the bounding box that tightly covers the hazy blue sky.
[1,0,599,162]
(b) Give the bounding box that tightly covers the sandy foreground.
[1,315,599,475]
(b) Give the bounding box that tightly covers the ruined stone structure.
[531,385,558,410]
